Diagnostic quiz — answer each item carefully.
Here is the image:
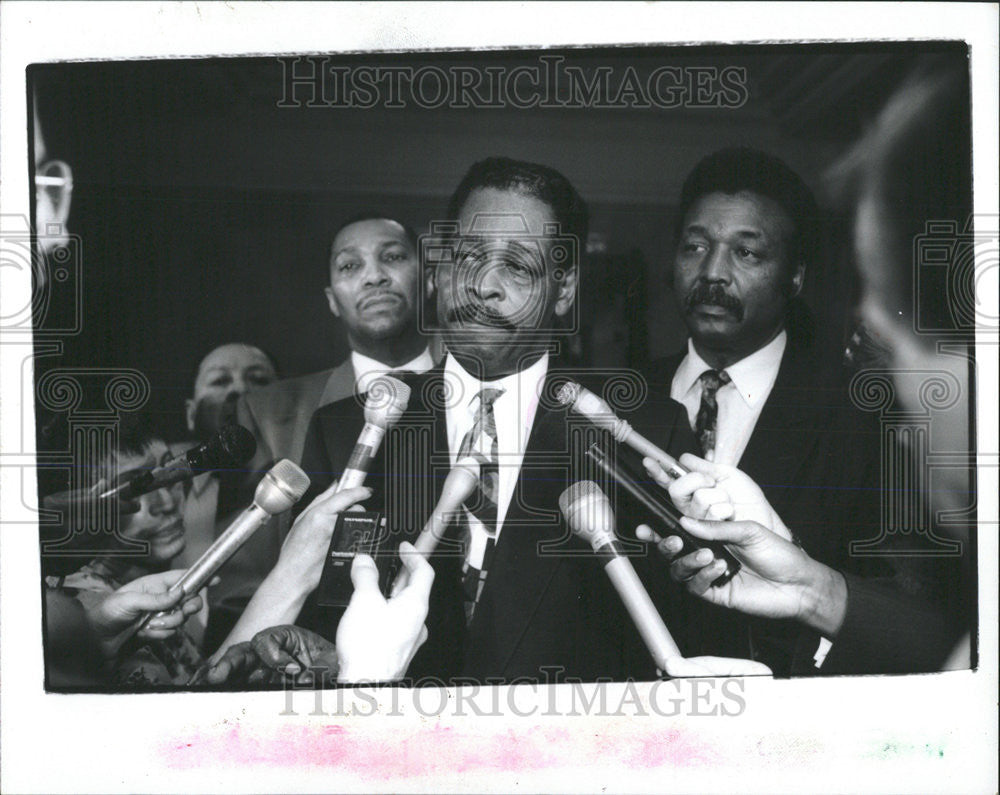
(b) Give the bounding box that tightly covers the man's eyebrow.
[684,224,768,241]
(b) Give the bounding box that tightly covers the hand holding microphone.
[645,452,793,537]
[337,542,434,683]
[203,545,435,686]
[131,458,310,640]
[642,514,849,638]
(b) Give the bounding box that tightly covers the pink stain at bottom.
[160,723,715,778]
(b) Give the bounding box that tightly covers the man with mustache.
[294,157,698,683]
[648,148,902,674]
[205,215,436,648]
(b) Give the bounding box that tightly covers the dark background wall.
[30,44,966,441]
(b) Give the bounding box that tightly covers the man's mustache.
[685,283,744,320]
[446,303,518,331]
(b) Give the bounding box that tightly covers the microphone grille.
[558,479,604,516]
[364,375,412,426]
[555,380,581,408]
[559,481,615,549]
[255,459,311,514]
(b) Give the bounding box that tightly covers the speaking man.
[298,157,695,684]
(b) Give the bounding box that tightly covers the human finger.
[396,542,434,596]
[669,546,718,582]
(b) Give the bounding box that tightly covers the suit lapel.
[737,338,826,494]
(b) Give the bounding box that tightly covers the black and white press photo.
[2,4,996,793]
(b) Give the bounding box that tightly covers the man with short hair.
[206,215,435,646]
[299,157,695,683]
[647,147,895,674]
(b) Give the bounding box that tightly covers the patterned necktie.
[457,387,504,624]
[695,369,731,459]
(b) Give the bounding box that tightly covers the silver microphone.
[389,458,481,597]
[556,381,687,480]
[560,480,682,668]
[336,375,411,492]
[411,457,481,557]
[131,459,310,636]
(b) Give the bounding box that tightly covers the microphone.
[585,443,740,586]
[100,424,257,502]
[411,457,481,557]
[336,376,411,492]
[388,458,481,597]
[132,459,310,636]
[559,481,682,668]
[555,381,687,480]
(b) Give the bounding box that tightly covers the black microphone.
[585,442,740,587]
[100,424,257,502]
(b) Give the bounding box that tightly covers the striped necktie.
[457,387,504,624]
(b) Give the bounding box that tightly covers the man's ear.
[184,398,196,434]
[789,262,805,298]
[324,286,341,318]
[425,265,437,300]
[552,265,578,318]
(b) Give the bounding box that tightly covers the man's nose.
[360,255,390,287]
[466,254,507,302]
[698,244,730,283]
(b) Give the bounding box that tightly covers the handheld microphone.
[99,424,257,502]
[131,459,310,636]
[388,458,481,596]
[559,481,682,668]
[336,376,411,492]
[412,457,481,557]
[585,443,740,587]
[556,381,687,480]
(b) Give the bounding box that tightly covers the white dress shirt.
[351,347,436,394]
[442,352,549,567]
[671,330,787,465]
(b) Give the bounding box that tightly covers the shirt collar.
[677,330,787,409]
[352,347,435,394]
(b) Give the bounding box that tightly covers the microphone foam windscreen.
[216,423,258,465]
[555,380,581,408]
[256,459,311,514]
[364,375,412,426]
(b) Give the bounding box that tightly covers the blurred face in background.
[325,218,422,351]
[114,440,186,567]
[185,343,277,438]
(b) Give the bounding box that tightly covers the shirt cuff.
[813,636,833,668]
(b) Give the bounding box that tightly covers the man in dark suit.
[643,147,964,675]
[206,215,437,648]
[299,157,695,684]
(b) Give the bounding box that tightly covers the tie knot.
[474,388,505,411]
[699,369,730,395]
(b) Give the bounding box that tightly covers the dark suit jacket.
[204,363,356,650]
[298,364,697,684]
[649,335,970,675]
